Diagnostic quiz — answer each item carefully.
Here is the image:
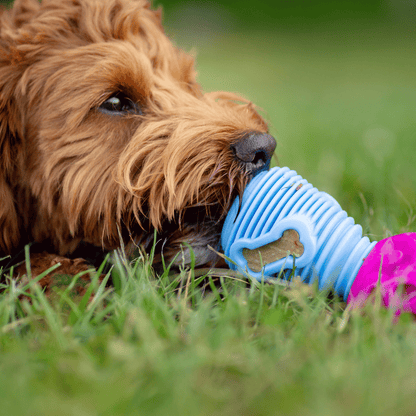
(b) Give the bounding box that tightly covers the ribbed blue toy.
[221,166,377,300]
[222,166,416,314]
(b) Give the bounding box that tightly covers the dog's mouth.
[163,207,227,268]
[122,155,264,272]
[129,205,229,271]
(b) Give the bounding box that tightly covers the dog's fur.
[0,0,273,277]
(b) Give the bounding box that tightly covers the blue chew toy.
[221,166,416,314]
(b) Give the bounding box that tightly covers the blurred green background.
[154,0,416,238]
[2,0,416,237]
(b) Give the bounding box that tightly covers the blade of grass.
[68,254,110,325]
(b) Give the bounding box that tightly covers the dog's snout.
[231,132,276,175]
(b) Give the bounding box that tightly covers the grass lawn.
[1,7,416,416]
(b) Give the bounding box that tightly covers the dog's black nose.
[231,132,276,175]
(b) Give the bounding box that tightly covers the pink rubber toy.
[348,233,416,315]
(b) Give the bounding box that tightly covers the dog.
[0,0,276,282]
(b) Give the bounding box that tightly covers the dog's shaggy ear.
[0,0,39,252]
[0,100,21,253]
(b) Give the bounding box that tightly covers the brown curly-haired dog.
[0,0,276,281]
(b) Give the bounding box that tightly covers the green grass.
[2,249,416,416]
[2,17,416,416]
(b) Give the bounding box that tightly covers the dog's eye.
[99,93,141,115]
